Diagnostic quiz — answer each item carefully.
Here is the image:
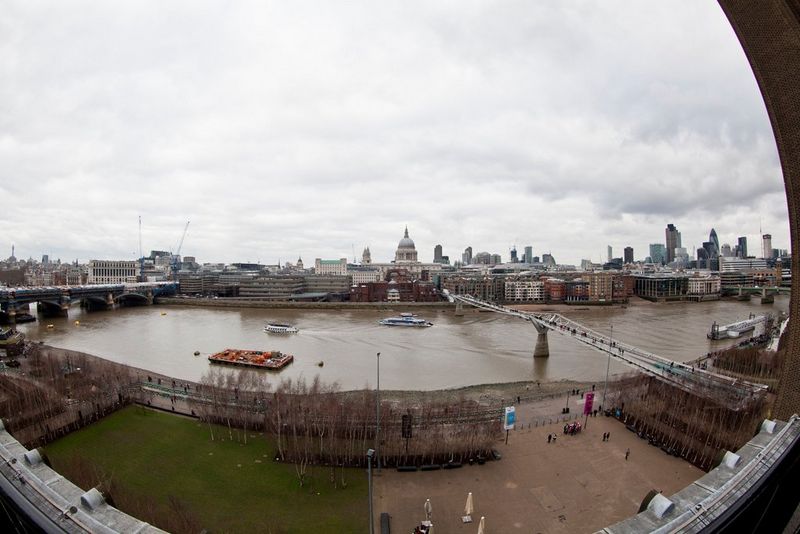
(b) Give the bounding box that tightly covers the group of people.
[563,421,582,435]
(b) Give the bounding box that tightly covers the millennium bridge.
[445,292,767,408]
[0,283,178,323]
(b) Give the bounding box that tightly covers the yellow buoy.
[74,320,80,326]
[161,312,167,316]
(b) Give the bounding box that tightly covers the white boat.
[264,323,299,334]
[379,313,433,327]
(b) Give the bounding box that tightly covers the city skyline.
[3,220,786,267]
[1,1,789,265]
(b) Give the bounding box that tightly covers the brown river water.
[17,296,789,391]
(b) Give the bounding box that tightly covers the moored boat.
[708,315,767,340]
[208,348,294,370]
[264,323,299,334]
[0,327,24,347]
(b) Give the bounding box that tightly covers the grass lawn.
[44,406,369,533]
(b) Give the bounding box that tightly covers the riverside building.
[87,260,139,284]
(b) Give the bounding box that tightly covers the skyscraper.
[665,224,680,263]
[737,236,748,258]
[709,228,720,257]
[702,241,715,260]
[607,246,612,262]
[762,234,773,259]
[624,246,634,264]
[649,243,666,265]
[697,247,709,269]
[462,246,473,265]
[433,244,443,263]
[510,246,518,263]
[524,246,533,264]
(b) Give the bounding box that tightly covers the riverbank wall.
[158,297,457,311]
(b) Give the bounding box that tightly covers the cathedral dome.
[397,227,415,249]
[395,226,418,263]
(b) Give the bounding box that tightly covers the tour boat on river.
[379,313,433,327]
[208,349,294,370]
[264,323,299,334]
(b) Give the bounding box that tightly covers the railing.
[451,294,766,406]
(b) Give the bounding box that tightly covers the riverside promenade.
[373,408,702,533]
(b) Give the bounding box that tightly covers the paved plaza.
[374,414,702,533]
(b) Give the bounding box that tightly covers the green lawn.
[44,406,368,533]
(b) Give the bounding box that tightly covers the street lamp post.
[376,352,381,471]
[602,324,612,411]
[367,448,375,534]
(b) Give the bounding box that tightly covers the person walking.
[548,434,552,443]
[625,448,630,460]
[607,432,611,441]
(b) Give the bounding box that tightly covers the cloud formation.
[0,1,788,265]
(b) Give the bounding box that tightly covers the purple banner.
[583,392,595,415]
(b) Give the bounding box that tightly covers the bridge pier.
[531,320,549,358]
[737,287,751,301]
[454,301,464,316]
[760,288,775,304]
[37,297,70,317]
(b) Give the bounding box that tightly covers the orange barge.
[208,349,294,370]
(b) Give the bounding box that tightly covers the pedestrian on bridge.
[625,448,630,460]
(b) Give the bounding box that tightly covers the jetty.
[708,314,768,340]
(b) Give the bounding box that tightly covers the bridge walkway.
[450,294,766,408]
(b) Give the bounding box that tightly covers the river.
[16,296,789,391]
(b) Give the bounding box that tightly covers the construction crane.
[171,220,191,280]
[138,216,146,282]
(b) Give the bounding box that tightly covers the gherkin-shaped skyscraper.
[709,228,720,257]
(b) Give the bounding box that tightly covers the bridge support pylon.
[530,319,549,358]
[760,288,775,304]
[454,301,464,316]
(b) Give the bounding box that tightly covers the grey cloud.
[0,1,790,265]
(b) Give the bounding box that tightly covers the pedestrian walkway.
[374,415,701,533]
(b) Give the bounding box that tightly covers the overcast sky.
[1,1,789,266]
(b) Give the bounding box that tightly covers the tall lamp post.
[376,352,381,471]
[367,448,375,534]
[602,323,612,411]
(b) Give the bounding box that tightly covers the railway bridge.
[0,282,178,323]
